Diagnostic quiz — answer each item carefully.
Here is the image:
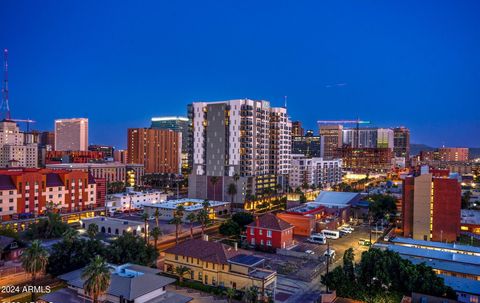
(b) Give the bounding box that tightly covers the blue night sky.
[1,0,479,149]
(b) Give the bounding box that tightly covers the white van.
[307,233,327,245]
[321,229,340,239]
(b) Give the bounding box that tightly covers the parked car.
[358,238,372,246]
[324,249,336,260]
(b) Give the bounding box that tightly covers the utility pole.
[326,240,330,293]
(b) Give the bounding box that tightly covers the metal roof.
[58,263,176,301]
[314,191,361,208]
[402,255,480,276]
[385,244,480,265]
[439,275,480,295]
[391,236,480,255]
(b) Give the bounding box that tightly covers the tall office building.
[151,116,190,171]
[188,99,291,209]
[393,127,410,159]
[292,133,322,158]
[319,125,342,159]
[402,167,461,242]
[291,121,304,136]
[40,131,55,150]
[342,128,394,149]
[127,128,181,174]
[54,118,88,151]
[0,120,38,168]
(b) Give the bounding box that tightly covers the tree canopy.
[231,212,254,231]
[219,219,241,237]
[322,248,457,303]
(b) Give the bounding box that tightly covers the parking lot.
[292,224,382,266]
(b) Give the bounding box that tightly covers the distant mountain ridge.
[410,143,480,159]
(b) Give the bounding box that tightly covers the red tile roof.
[164,239,245,265]
[247,213,293,231]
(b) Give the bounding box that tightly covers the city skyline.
[2,0,480,148]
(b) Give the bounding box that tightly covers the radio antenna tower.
[1,48,11,120]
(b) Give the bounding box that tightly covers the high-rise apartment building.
[150,116,190,171]
[291,121,304,136]
[54,118,88,151]
[402,167,461,242]
[319,125,342,159]
[289,154,343,189]
[188,99,291,209]
[393,127,410,159]
[127,128,181,174]
[438,147,469,162]
[0,120,38,168]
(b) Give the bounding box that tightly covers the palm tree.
[174,265,191,284]
[171,216,183,245]
[227,183,237,205]
[82,255,111,303]
[151,226,161,248]
[141,212,149,243]
[243,286,259,303]
[186,212,197,239]
[197,209,210,236]
[210,176,219,201]
[172,205,185,244]
[87,223,99,239]
[21,240,48,301]
[62,228,79,243]
[224,287,236,303]
[154,208,160,227]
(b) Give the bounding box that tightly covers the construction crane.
[11,119,36,132]
[317,119,372,148]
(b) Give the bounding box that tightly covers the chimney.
[255,216,259,227]
[234,242,238,251]
[203,234,209,241]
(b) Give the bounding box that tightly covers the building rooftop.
[164,239,244,265]
[439,275,480,295]
[58,263,176,301]
[461,209,480,225]
[382,244,480,265]
[39,288,92,303]
[229,254,264,267]
[314,191,361,208]
[143,198,229,211]
[47,162,130,168]
[81,217,143,229]
[391,236,480,255]
[284,202,325,215]
[401,255,480,277]
[247,213,293,230]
